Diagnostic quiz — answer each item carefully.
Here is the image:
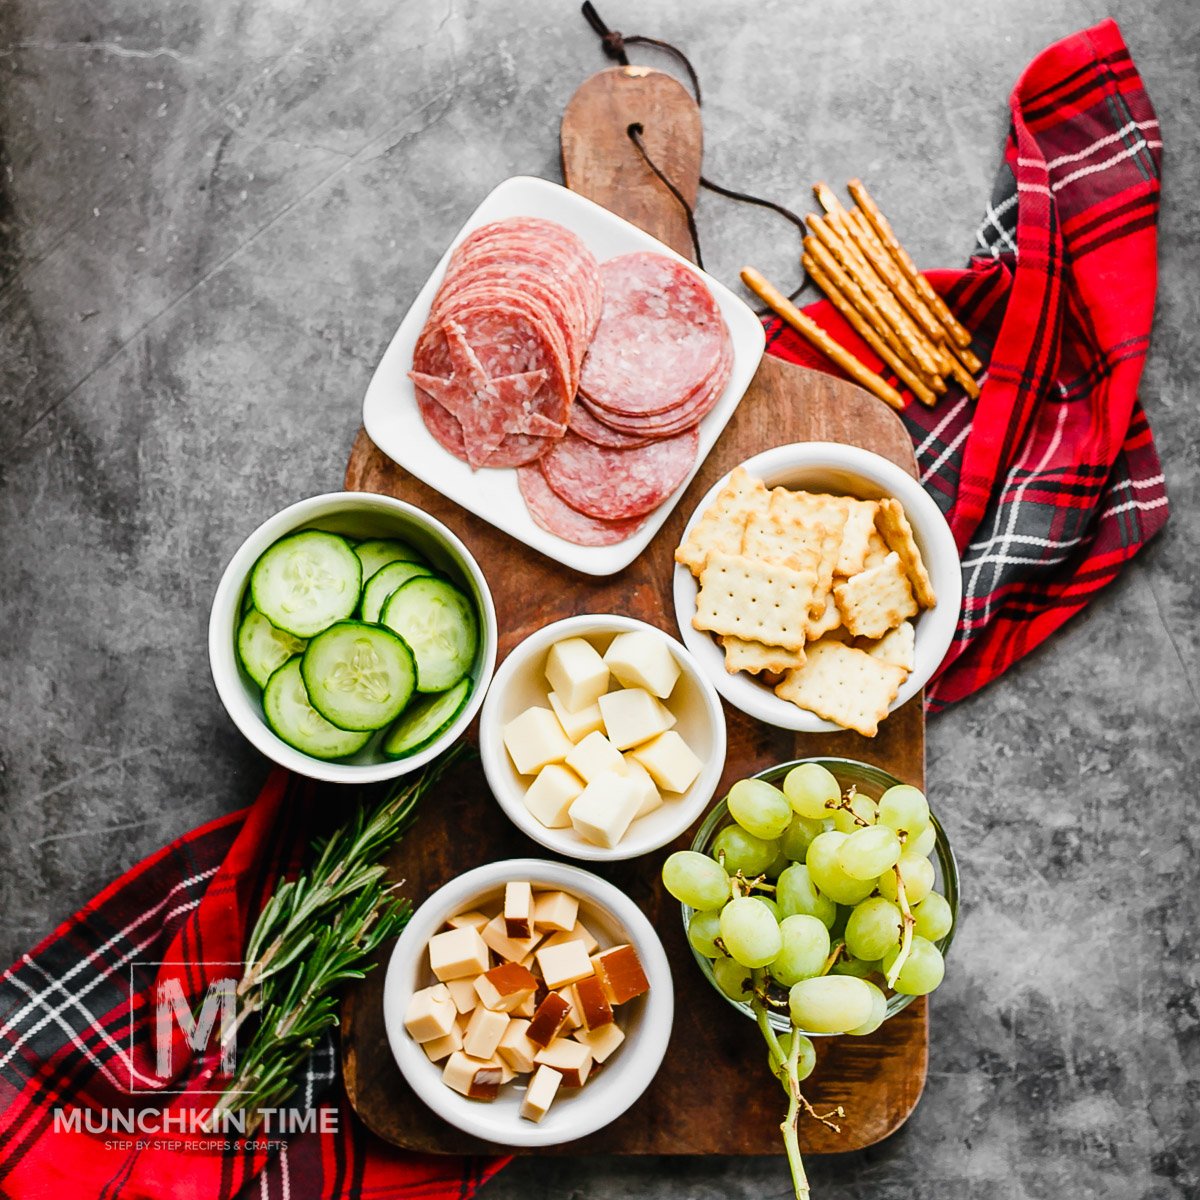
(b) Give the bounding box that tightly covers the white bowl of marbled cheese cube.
[383,858,674,1146]
[479,614,727,861]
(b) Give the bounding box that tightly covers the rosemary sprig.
[209,746,466,1131]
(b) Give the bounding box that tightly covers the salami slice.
[579,252,726,417]
[414,384,469,462]
[567,400,655,450]
[539,429,699,521]
[518,462,647,546]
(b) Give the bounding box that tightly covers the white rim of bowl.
[672,443,962,732]
[478,614,727,861]
[382,857,674,1147]
[208,491,498,784]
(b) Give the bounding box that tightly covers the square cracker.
[774,639,906,737]
[741,514,824,569]
[834,552,918,639]
[722,636,807,675]
[769,489,845,620]
[862,620,916,672]
[693,553,818,651]
[807,590,843,640]
[836,500,880,577]
[876,498,936,608]
[676,467,769,575]
[862,528,890,571]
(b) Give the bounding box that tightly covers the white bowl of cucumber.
[209,491,497,783]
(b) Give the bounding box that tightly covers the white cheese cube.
[445,909,489,933]
[544,638,609,713]
[542,920,599,955]
[444,978,478,1015]
[502,707,572,775]
[463,1006,510,1060]
[574,1022,626,1063]
[533,889,579,933]
[548,691,605,743]
[568,770,641,848]
[504,881,533,939]
[421,1023,463,1063]
[630,731,703,793]
[622,755,663,819]
[428,927,490,982]
[404,984,457,1043]
[565,731,627,783]
[535,939,595,990]
[520,1063,564,1123]
[496,1018,540,1073]
[603,630,682,699]
[523,763,584,829]
[597,688,675,751]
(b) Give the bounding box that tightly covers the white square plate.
[361,176,766,577]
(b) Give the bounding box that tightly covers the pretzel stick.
[802,253,938,407]
[813,181,847,217]
[806,214,944,382]
[846,208,946,346]
[942,340,982,398]
[741,266,904,411]
[848,178,982,369]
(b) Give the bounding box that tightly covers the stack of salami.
[409,218,733,546]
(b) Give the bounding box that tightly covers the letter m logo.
[155,976,237,1081]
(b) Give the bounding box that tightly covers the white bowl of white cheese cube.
[479,615,726,861]
[383,857,674,1147]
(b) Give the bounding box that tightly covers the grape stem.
[819,941,845,976]
[751,975,811,1200]
[886,871,916,988]
[825,783,871,828]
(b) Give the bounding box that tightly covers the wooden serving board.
[340,65,927,1157]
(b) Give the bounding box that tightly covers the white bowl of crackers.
[382,857,674,1147]
[672,443,961,736]
[479,614,726,861]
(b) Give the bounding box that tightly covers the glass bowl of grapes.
[666,757,958,1037]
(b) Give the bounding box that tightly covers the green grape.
[780,813,827,862]
[906,822,938,858]
[831,792,878,833]
[720,897,783,968]
[837,825,902,881]
[753,895,782,922]
[728,778,793,840]
[686,910,723,957]
[783,762,841,819]
[662,850,730,911]
[777,1032,817,1081]
[806,831,876,905]
[712,955,752,1002]
[711,825,779,877]
[877,851,935,904]
[832,954,880,979]
[844,896,903,961]
[769,914,831,986]
[766,849,791,879]
[877,784,930,838]
[883,936,945,995]
[912,892,953,942]
[776,863,837,928]
[846,981,888,1036]
[789,975,874,1034]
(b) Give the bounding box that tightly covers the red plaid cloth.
[767,18,1168,709]
[0,771,507,1199]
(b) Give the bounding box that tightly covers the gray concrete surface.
[1,0,1197,1196]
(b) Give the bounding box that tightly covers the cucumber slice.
[301,621,416,731]
[237,609,307,688]
[250,530,362,638]
[361,560,436,624]
[262,657,372,760]
[382,677,472,759]
[380,576,478,693]
[354,538,425,583]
